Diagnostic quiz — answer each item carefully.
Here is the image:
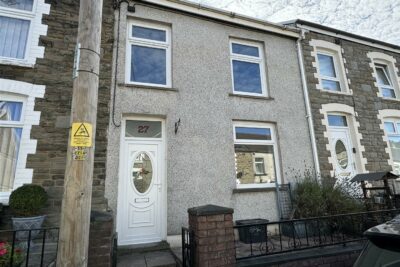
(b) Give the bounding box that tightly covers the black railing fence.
[181,227,195,267]
[234,209,400,260]
[0,227,59,267]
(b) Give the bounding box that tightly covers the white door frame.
[116,116,167,245]
[328,126,356,178]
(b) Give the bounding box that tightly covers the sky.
[190,0,400,46]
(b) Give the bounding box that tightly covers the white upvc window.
[229,39,267,96]
[0,95,25,194]
[233,122,280,189]
[126,20,171,88]
[375,63,396,99]
[316,51,342,92]
[383,119,400,174]
[0,0,49,67]
[0,78,44,204]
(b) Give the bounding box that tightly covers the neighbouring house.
[105,0,315,247]
[284,19,400,192]
[0,0,114,227]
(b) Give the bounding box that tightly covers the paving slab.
[117,250,176,267]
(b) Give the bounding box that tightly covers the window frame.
[0,0,49,67]
[229,39,268,97]
[374,63,397,99]
[125,20,172,88]
[316,51,342,92]
[383,118,400,174]
[233,121,280,189]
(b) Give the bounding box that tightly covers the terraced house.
[285,20,400,192]
[106,0,315,246]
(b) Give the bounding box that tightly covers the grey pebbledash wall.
[300,31,400,178]
[0,0,114,226]
[105,2,314,235]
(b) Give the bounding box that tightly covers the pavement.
[117,250,177,267]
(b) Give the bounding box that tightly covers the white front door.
[117,119,165,245]
[329,127,356,179]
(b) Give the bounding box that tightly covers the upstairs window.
[230,40,267,96]
[383,120,400,174]
[317,52,341,92]
[126,21,171,87]
[375,64,396,98]
[0,0,49,66]
[233,122,279,188]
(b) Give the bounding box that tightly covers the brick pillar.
[88,211,115,267]
[188,205,236,267]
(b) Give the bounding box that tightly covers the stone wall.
[301,32,400,177]
[0,0,114,225]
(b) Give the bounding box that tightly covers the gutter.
[296,29,321,176]
[138,0,300,39]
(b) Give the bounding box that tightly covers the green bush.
[9,184,48,217]
[292,171,364,219]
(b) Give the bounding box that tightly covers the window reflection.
[131,45,166,85]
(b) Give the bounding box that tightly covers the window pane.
[318,54,337,77]
[0,127,22,192]
[254,158,265,174]
[388,136,400,175]
[322,79,341,91]
[131,45,166,85]
[235,144,275,184]
[132,26,166,42]
[328,115,347,127]
[385,122,396,134]
[232,43,259,57]
[0,0,33,11]
[235,127,271,140]
[382,88,396,98]
[0,101,23,121]
[232,60,262,94]
[376,67,391,86]
[0,16,30,59]
[125,120,162,138]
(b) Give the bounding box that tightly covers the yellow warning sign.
[70,122,92,147]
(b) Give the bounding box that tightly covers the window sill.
[119,83,178,92]
[318,89,352,96]
[0,59,34,68]
[380,96,400,103]
[233,186,276,193]
[229,93,274,100]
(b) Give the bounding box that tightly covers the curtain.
[0,101,22,192]
[0,16,30,59]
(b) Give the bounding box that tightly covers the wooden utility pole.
[57,0,103,266]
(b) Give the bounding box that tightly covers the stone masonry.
[188,205,236,267]
[0,0,114,225]
[301,31,400,178]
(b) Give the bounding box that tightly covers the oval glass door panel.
[132,152,153,193]
[335,140,348,169]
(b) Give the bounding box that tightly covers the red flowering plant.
[0,242,24,267]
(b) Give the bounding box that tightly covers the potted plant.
[9,184,48,241]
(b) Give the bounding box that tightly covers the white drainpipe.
[296,29,321,176]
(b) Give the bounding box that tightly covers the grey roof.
[282,19,400,51]
[351,172,399,182]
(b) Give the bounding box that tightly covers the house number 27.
[138,126,149,133]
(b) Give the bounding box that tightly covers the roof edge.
[283,19,400,52]
[137,0,300,38]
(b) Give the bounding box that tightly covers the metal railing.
[234,209,400,260]
[0,227,59,267]
[181,227,195,267]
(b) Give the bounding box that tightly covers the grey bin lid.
[351,171,399,182]
[236,218,269,225]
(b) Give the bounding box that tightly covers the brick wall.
[301,32,400,177]
[188,205,236,267]
[0,0,114,225]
